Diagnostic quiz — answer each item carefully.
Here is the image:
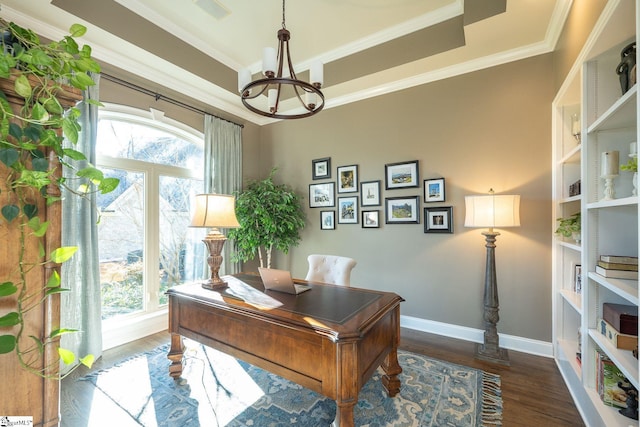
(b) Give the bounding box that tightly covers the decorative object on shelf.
[385,196,420,224]
[617,381,638,420]
[337,165,358,193]
[337,196,358,224]
[600,150,619,201]
[621,144,637,196]
[361,210,380,228]
[464,189,521,365]
[571,113,581,143]
[309,182,335,208]
[616,41,636,95]
[424,206,453,233]
[384,160,420,189]
[572,263,582,294]
[320,211,335,230]
[554,212,581,243]
[424,178,445,202]
[238,0,324,119]
[361,180,381,206]
[312,157,331,180]
[568,179,581,197]
[190,194,240,290]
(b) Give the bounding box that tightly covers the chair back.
[304,254,357,287]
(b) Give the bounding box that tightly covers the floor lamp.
[190,194,240,290]
[464,189,520,365]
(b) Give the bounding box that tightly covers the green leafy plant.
[621,156,637,172]
[555,212,581,240]
[0,19,118,378]
[227,168,306,268]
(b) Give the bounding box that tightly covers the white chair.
[304,254,357,287]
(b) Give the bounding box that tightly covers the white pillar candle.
[262,47,277,76]
[601,151,619,176]
[238,68,251,93]
[631,142,637,156]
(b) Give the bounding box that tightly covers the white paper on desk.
[224,276,284,309]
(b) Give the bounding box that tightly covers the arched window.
[96,105,206,341]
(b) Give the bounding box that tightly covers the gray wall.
[258,54,554,342]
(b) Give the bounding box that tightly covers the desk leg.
[381,347,402,397]
[168,333,185,378]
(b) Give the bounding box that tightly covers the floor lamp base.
[475,343,510,366]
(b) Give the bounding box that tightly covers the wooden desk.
[167,273,404,427]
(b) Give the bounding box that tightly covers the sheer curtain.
[203,115,243,275]
[60,74,102,371]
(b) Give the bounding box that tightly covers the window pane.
[158,175,206,305]
[98,168,145,319]
[97,119,203,169]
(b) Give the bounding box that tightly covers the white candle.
[631,142,637,156]
[601,151,619,176]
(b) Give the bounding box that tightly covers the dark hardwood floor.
[60,328,585,426]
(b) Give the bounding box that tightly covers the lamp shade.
[464,194,520,228]
[190,194,240,228]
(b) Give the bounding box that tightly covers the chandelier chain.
[281,0,286,29]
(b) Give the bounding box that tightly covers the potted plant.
[227,168,305,268]
[555,212,581,243]
[0,18,117,379]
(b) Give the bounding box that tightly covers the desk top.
[167,273,403,336]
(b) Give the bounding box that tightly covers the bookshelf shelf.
[589,328,639,389]
[588,272,639,305]
[560,289,582,314]
[558,338,582,378]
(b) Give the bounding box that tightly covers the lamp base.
[201,278,228,291]
[475,343,510,366]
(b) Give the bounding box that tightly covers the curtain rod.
[100,73,244,128]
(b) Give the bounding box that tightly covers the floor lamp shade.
[464,194,520,229]
[190,194,240,290]
[464,191,520,365]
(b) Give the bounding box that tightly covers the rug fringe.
[480,371,503,426]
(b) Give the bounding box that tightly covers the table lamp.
[190,193,240,290]
[464,189,520,365]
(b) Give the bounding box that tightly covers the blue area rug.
[79,339,502,426]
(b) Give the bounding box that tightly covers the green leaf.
[0,148,19,167]
[24,124,43,143]
[0,312,20,327]
[23,204,38,220]
[31,157,49,172]
[42,96,63,115]
[49,328,79,338]
[8,122,23,141]
[77,166,103,181]
[44,287,70,297]
[28,217,49,237]
[31,102,49,122]
[50,246,78,263]
[58,347,75,365]
[80,353,95,368]
[70,72,95,90]
[45,271,61,288]
[0,335,16,354]
[69,23,87,38]
[29,48,53,67]
[62,117,79,144]
[14,74,31,99]
[62,148,86,161]
[1,204,19,222]
[99,177,120,194]
[0,282,18,297]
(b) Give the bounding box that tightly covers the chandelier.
[238,0,324,119]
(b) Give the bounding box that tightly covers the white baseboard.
[400,315,553,358]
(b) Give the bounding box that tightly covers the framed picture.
[337,164,358,193]
[312,157,331,180]
[362,210,380,228]
[338,196,358,224]
[361,180,381,206]
[385,160,419,189]
[309,182,335,208]
[572,263,582,294]
[320,210,335,230]
[385,196,419,224]
[424,206,453,233]
[424,178,445,202]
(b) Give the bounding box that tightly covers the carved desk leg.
[381,347,402,397]
[168,333,185,378]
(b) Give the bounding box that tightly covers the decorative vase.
[572,232,581,244]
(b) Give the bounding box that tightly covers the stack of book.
[595,348,637,416]
[599,303,638,351]
[595,255,638,280]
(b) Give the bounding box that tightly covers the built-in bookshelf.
[552,1,639,425]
